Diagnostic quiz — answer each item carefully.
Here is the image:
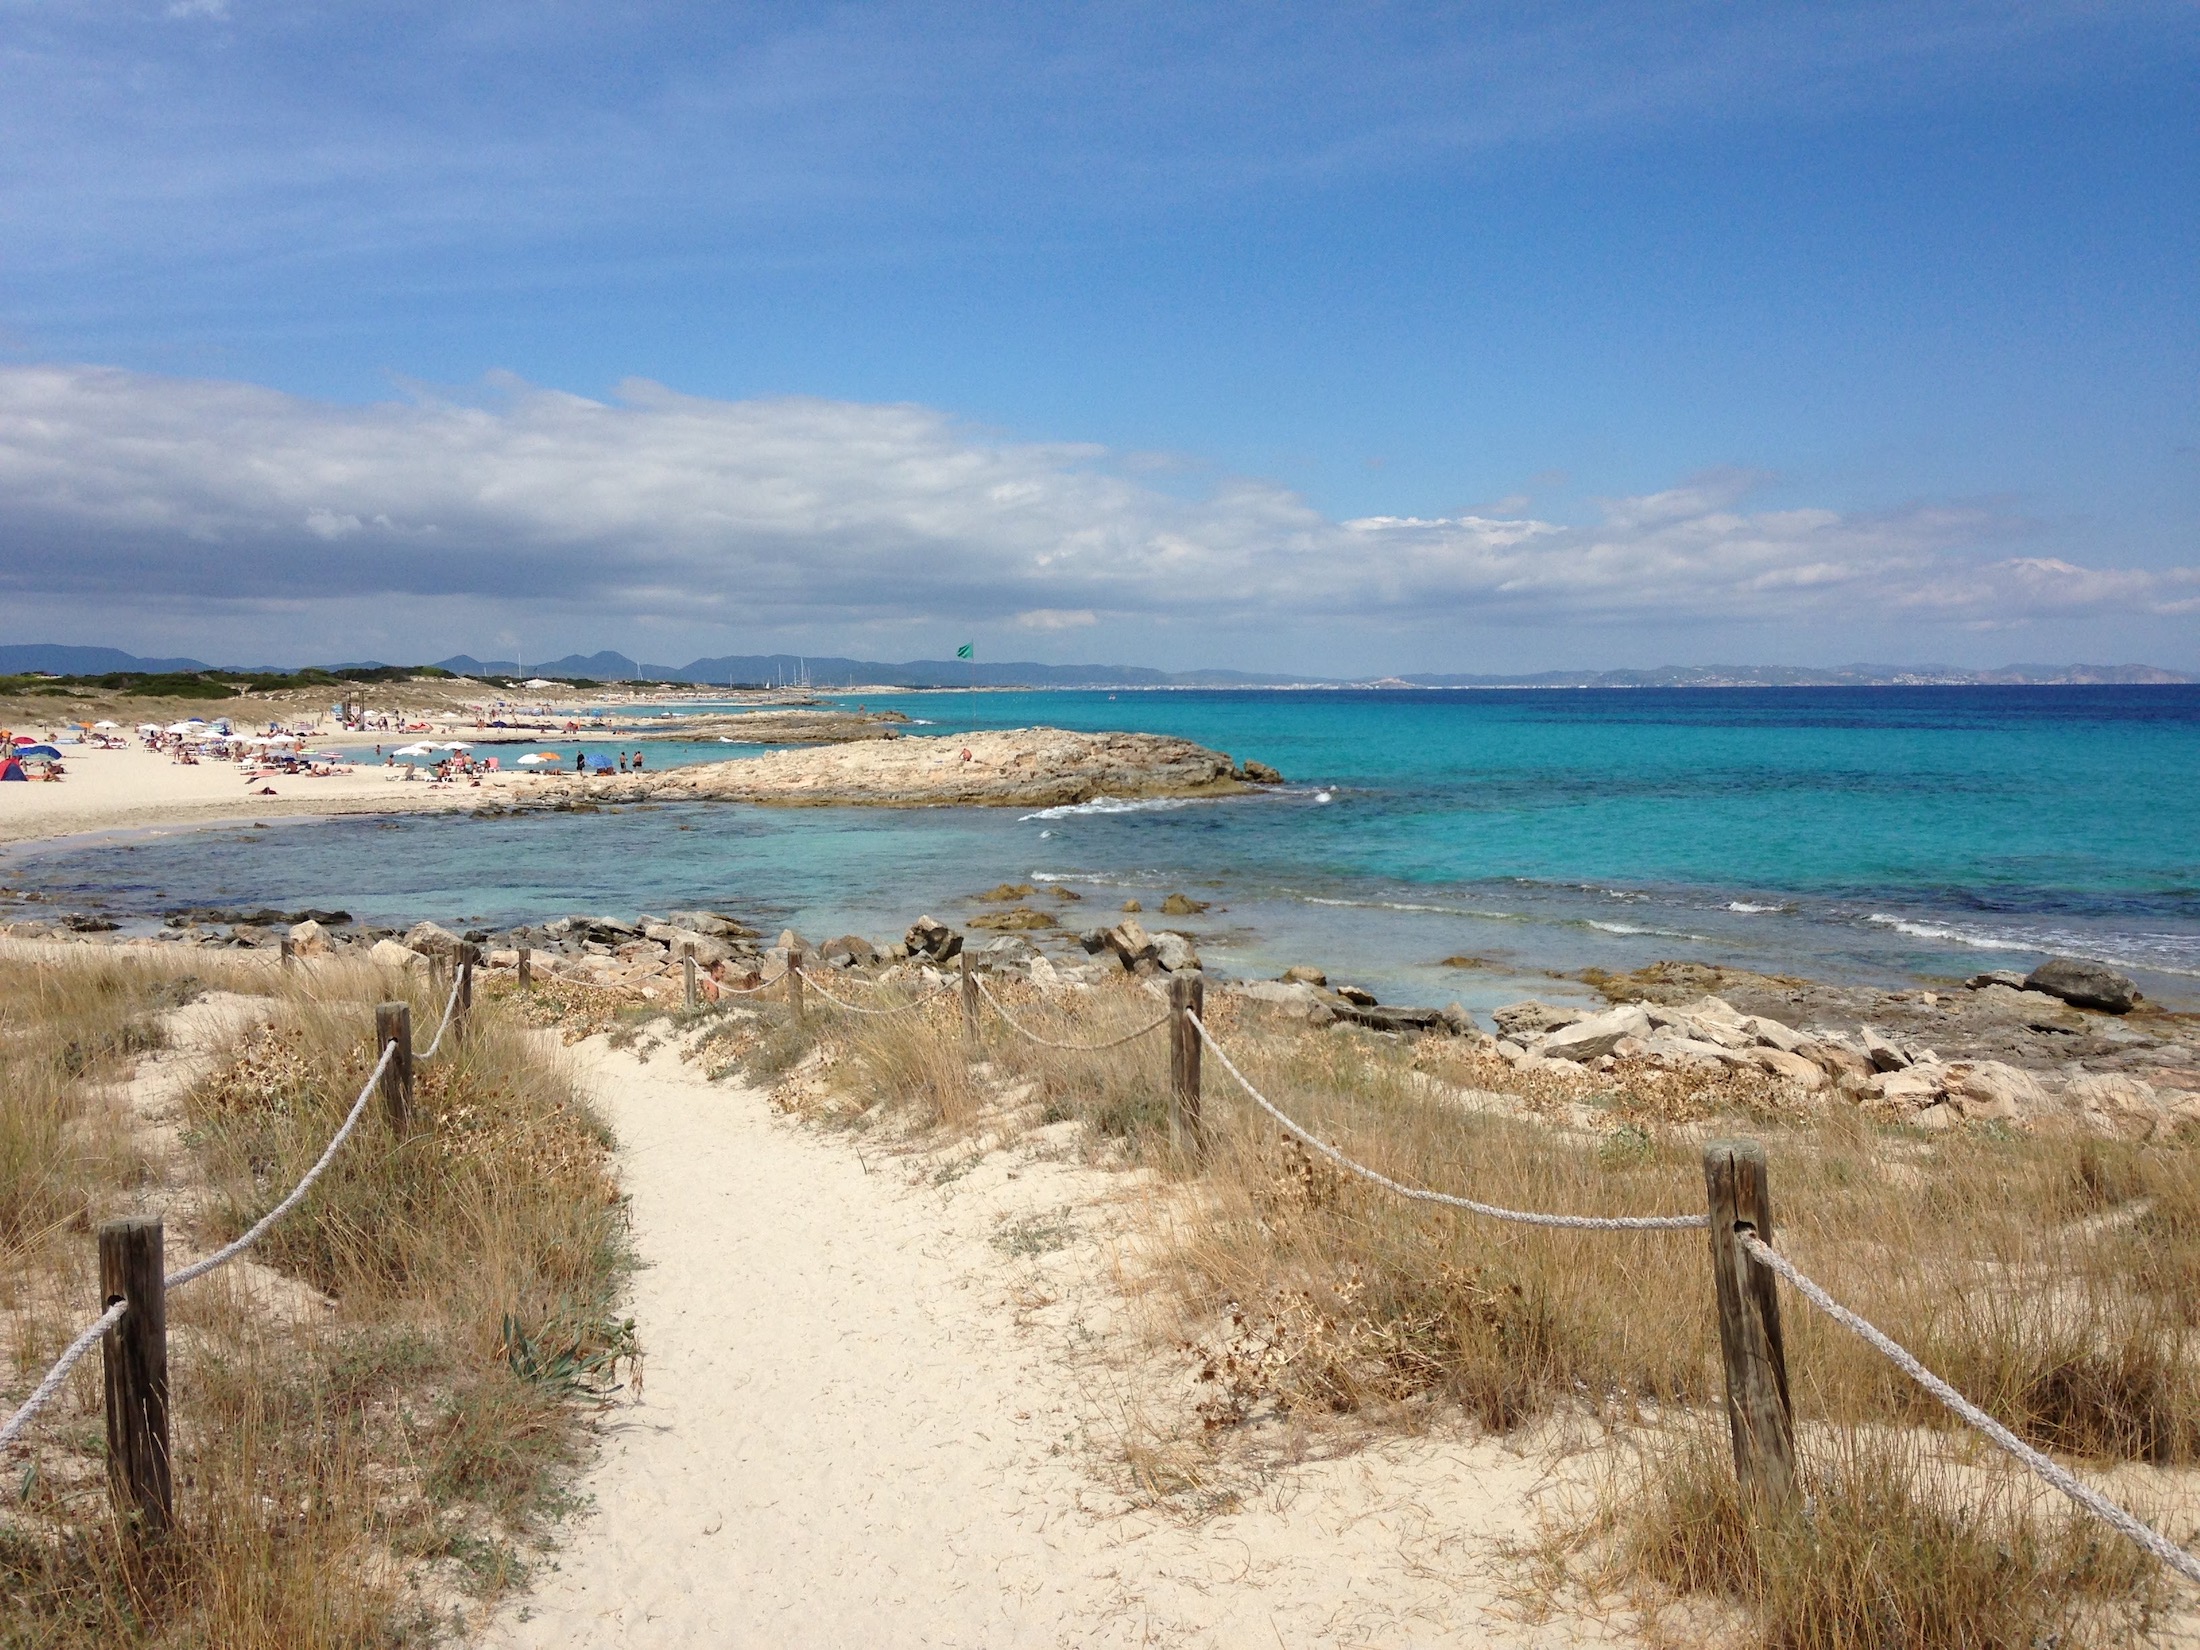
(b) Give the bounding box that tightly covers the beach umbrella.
[516,753,550,766]
[440,740,472,750]
[92,720,118,729]
[165,722,199,734]
[17,745,61,759]
[393,742,436,756]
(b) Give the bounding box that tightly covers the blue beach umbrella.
[16,745,61,759]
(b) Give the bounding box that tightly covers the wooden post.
[454,943,476,1046]
[788,948,805,1024]
[279,935,296,970]
[517,945,532,988]
[683,944,698,1011]
[959,949,978,1041]
[1703,1140,1798,1509]
[99,1217,171,1540]
[1169,972,1206,1158]
[374,1002,415,1134]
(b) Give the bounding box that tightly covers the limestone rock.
[642,923,735,966]
[1750,1047,1827,1090]
[1967,970,2029,990]
[369,938,427,972]
[1742,1015,1808,1054]
[2025,957,2140,1014]
[1280,965,1328,986]
[1102,918,1158,966]
[1150,931,1201,973]
[818,934,879,967]
[1236,760,1284,784]
[1494,1001,1585,1038]
[403,920,462,958]
[1542,1005,1653,1062]
[1867,1066,1945,1106]
[286,918,331,956]
[1159,892,1210,915]
[1949,1060,2048,1113]
[1335,984,1379,1007]
[904,916,963,962]
[1860,1026,1911,1072]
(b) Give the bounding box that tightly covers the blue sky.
[1,2,2194,673]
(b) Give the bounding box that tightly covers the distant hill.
[0,643,214,675]
[433,652,1306,687]
[2,643,2189,689]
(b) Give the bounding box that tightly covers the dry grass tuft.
[0,947,631,1648]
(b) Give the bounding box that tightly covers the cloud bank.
[0,364,2191,660]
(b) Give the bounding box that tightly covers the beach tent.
[0,758,23,781]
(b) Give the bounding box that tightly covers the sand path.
[493,1038,1631,1648]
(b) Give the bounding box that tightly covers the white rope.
[1187,1012,1708,1231]
[714,968,789,997]
[167,1039,398,1288]
[975,975,1169,1050]
[1,1037,399,1447]
[413,975,464,1060]
[797,971,955,1016]
[0,1302,126,1449]
[1739,1232,2200,1587]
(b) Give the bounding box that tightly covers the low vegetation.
[0,947,631,1648]
[701,969,2200,1647]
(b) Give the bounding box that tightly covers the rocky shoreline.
[506,726,1283,809]
[13,886,2193,1141]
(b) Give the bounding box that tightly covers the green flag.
[956,642,973,660]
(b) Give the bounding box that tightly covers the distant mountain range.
[0,643,2189,690]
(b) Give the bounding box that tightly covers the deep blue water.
[8,687,2197,1011]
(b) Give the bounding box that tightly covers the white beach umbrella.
[440,740,472,750]
[393,742,436,756]
[516,753,550,765]
[92,720,118,729]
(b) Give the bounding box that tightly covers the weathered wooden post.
[683,943,698,1012]
[279,935,296,970]
[517,945,533,988]
[454,943,477,1046]
[1169,973,1206,1158]
[788,948,805,1024]
[374,1002,415,1133]
[99,1217,171,1540]
[1703,1140,1798,1509]
[960,949,979,1041]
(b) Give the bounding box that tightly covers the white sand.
[493,1038,1632,1648]
[0,742,530,846]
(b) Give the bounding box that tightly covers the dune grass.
[713,966,2200,1646]
[0,946,631,1648]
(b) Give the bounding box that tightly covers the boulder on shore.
[1540,1005,1652,1062]
[904,916,963,962]
[2025,957,2141,1014]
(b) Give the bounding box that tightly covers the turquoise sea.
[8,687,2198,1011]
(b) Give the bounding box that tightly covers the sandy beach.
[0,741,532,846]
[494,1034,1624,1649]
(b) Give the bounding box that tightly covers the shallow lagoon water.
[9,686,2198,1010]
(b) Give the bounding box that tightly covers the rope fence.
[1740,1232,2200,1587]
[0,942,492,1538]
[9,934,2198,1591]
[975,974,1169,1051]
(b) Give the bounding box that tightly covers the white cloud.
[0,364,2189,650]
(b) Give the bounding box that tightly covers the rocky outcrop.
[525,727,1282,810]
[2025,957,2141,1014]
[905,916,963,963]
